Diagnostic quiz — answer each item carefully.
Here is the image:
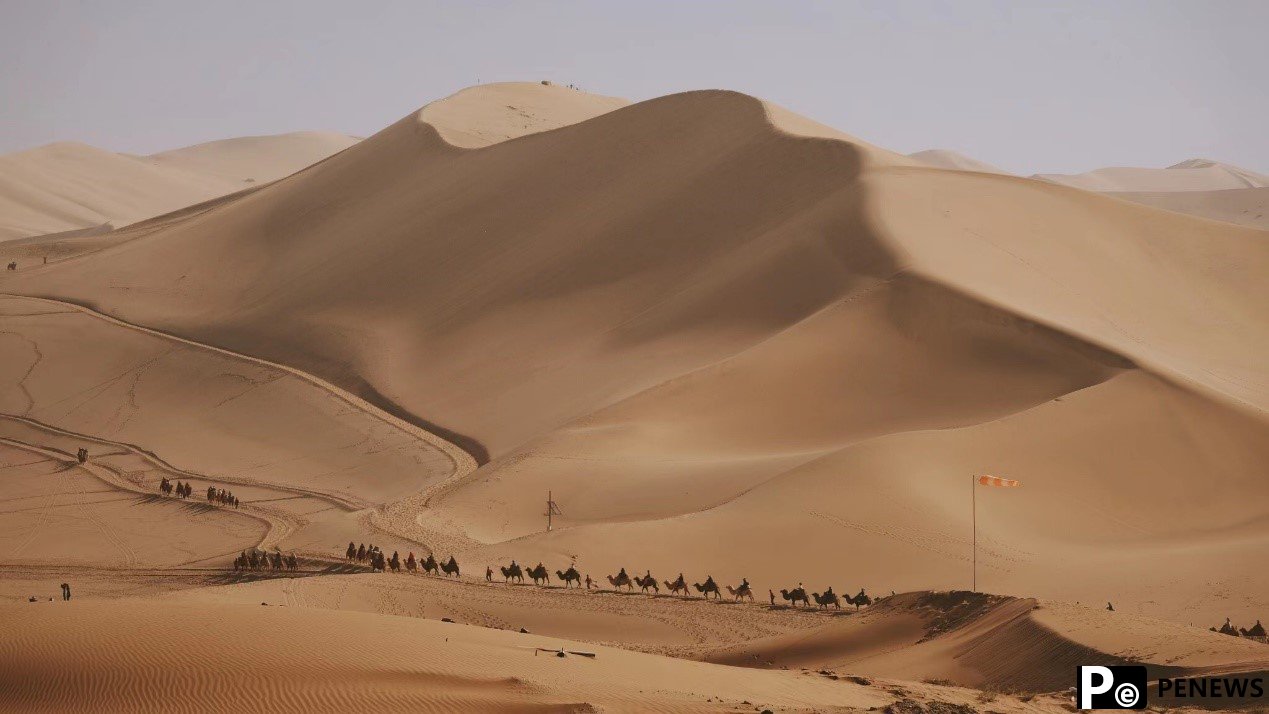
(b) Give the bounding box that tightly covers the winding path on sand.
[0,293,481,558]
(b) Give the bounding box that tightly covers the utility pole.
[547,490,561,531]
[972,475,977,592]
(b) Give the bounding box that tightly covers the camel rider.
[824,585,834,597]
[741,578,749,590]
[618,567,627,579]
[705,575,716,588]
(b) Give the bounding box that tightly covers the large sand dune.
[1,81,1265,708]
[3,84,1265,624]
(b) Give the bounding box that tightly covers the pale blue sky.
[2,0,1265,174]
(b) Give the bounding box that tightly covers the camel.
[389,552,401,572]
[556,567,581,588]
[846,589,872,610]
[812,590,841,609]
[526,563,550,585]
[286,554,298,571]
[607,571,634,591]
[726,580,754,602]
[634,573,659,594]
[693,577,722,600]
[663,574,688,596]
[780,587,810,607]
[421,554,439,575]
[501,563,524,583]
[405,553,416,572]
[441,556,460,578]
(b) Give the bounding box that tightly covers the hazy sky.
[3,0,1265,174]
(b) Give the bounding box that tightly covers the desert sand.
[0,131,357,241]
[1,81,1265,711]
[909,149,1011,175]
[909,150,1269,228]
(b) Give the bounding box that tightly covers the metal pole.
[972,476,977,592]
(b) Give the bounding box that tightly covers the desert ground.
[1,81,1266,712]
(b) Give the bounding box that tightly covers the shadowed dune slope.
[702,592,1269,695]
[3,84,1267,624]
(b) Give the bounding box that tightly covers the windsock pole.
[972,475,1021,593]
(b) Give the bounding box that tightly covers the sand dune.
[1035,158,1269,192]
[0,600,900,713]
[0,132,356,242]
[909,149,1011,174]
[1106,187,1269,229]
[704,592,1269,692]
[3,83,1265,629]
[6,586,1247,711]
[1,80,1266,709]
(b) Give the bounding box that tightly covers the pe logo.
[1078,665,1147,710]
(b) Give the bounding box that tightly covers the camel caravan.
[345,542,460,577]
[770,584,872,610]
[234,548,298,573]
[1212,617,1268,643]
[156,477,238,508]
[482,561,876,611]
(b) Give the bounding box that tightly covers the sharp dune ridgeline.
[1,81,1266,712]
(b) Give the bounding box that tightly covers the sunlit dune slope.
[0,132,356,242]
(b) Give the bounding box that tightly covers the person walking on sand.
[769,589,775,606]
[485,566,493,583]
[60,583,70,601]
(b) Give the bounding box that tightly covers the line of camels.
[492,562,874,610]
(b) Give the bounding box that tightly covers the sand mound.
[419,82,630,148]
[1035,159,1269,192]
[703,592,1269,694]
[0,132,357,243]
[909,149,1011,175]
[1107,187,1268,230]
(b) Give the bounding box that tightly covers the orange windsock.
[976,475,1021,487]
